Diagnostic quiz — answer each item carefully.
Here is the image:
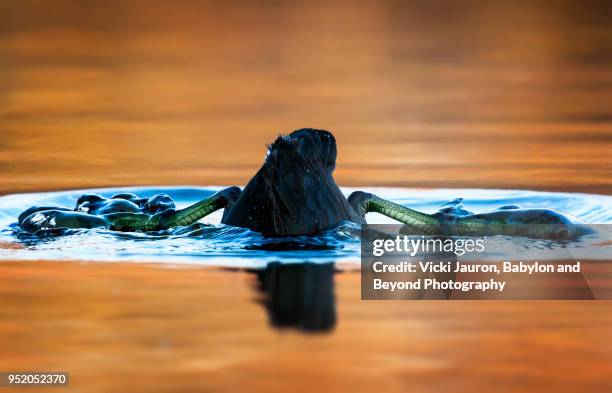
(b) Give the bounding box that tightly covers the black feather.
[222,128,363,236]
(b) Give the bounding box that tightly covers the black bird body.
[222,129,364,236]
[17,128,585,240]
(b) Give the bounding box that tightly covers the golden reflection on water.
[1,2,612,392]
[1,1,611,194]
[1,261,612,393]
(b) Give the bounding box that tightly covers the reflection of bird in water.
[249,262,336,333]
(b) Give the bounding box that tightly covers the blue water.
[0,186,610,267]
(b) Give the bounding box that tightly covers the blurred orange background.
[1,3,612,393]
[1,0,610,194]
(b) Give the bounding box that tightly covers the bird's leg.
[348,191,442,235]
[162,186,242,228]
[347,191,580,239]
[106,187,242,232]
[348,191,508,236]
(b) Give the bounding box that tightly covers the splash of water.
[0,186,610,267]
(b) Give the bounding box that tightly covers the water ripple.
[0,186,610,266]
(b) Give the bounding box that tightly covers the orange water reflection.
[1,261,612,393]
[1,1,610,194]
[1,2,612,392]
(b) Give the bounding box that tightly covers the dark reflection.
[249,262,336,333]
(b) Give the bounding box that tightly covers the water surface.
[1,1,611,195]
[1,2,611,391]
[1,186,610,266]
